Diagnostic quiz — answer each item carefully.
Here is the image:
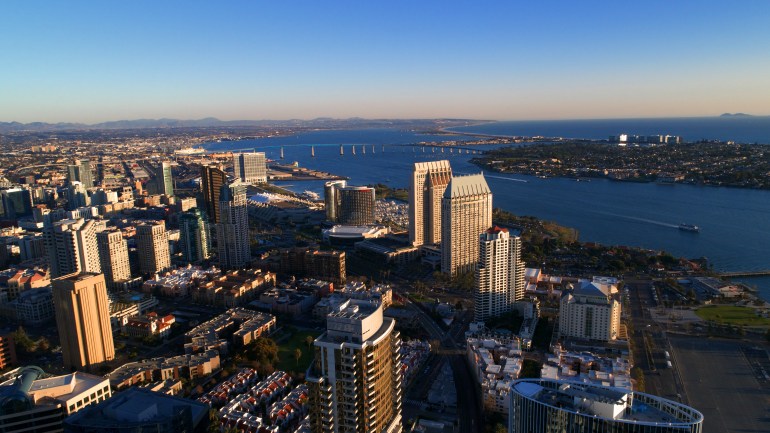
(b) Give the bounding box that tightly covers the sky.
[2,1,770,123]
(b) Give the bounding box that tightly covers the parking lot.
[670,337,770,433]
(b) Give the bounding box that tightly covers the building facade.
[96,230,131,290]
[509,379,703,433]
[178,208,210,263]
[323,180,347,223]
[67,159,94,189]
[474,227,526,322]
[53,273,115,371]
[307,300,402,433]
[337,186,375,226]
[44,218,101,279]
[216,182,250,269]
[201,165,227,225]
[440,173,492,276]
[234,151,267,184]
[409,160,451,246]
[136,221,171,275]
[559,280,622,342]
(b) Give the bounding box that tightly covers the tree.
[294,348,302,366]
[631,367,645,392]
[13,326,35,353]
[36,337,50,352]
[305,335,314,348]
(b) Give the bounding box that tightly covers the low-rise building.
[121,312,175,339]
[142,265,221,297]
[184,308,276,354]
[540,345,632,390]
[192,268,276,308]
[466,337,523,414]
[108,350,221,390]
[12,287,55,325]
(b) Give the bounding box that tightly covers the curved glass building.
[509,379,703,433]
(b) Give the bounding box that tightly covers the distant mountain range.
[0,117,482,133]
[719,113,753,117]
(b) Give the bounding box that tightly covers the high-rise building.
[96,229,131,290]
[148,161,174,197]
[409,160,452,246]
[53,273,115,371]
[201,165,227,224]
[323,180,347,223]
[509,379,703,433]
[337,186,375,226]
[559,280,622,342]
[474,227,526,322]
[67,160,93,189]
[233,151,267,184]
[178,208,210,263]
[136,221,171,275]
[44,219,101,279]
[0,187,34,220]
[67,182,90,210]
[440,173,492,275]
[307,299,402,433]
[216,182,250,269]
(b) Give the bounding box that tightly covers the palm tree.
[294,348,302,366]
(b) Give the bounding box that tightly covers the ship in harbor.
[678,223,700,233]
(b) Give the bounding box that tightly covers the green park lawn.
[275,329,321,374]
[695,305,770,327]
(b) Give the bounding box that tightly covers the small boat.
[678,223,700,233]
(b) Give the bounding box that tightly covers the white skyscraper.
[216,182,250,269]
[234,151,267,184]
[136,221,171,275]
[441,173,492,275]
[474,227,526,322]
[409,160,452,246]
[44,218,101,278]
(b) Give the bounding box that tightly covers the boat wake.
[595,211,679,229]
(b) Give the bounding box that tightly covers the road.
[404,298,482,433]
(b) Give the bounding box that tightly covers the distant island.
[720,112,752,117]
[472,140,770,190]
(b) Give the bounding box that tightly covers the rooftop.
[444,173,491,198]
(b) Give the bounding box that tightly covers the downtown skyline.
[2,1,770,123]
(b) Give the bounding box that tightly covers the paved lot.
[670,337,770,433]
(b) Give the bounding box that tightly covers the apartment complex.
[136,221,171,275]
[307,299,402,433]
[96,229,131,290]
[280,248,346,284]
[474,227,526,322]
[52,273,115,371]
[44,218,101,278]
[409,160,451,246]
[440,173,492,275]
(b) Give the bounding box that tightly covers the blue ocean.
[450,116,770,144]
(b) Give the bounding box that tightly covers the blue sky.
[1,1,769,122]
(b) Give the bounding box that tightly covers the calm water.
[202,128,770,300]
[451,116,770,144]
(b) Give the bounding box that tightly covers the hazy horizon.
[2,1,769,123]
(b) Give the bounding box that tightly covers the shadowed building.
[200,165,227,224]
